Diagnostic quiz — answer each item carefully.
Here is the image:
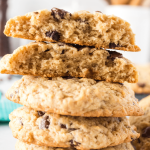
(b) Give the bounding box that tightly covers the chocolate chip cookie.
[6,76,143,117]
[0,42,138,83]
[10,107,139,149]
[4,8,140,52]
[126,64,150,94]
[130,95,150,150]
[15,140,134,150]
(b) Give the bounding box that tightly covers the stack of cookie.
[0,8,144,150]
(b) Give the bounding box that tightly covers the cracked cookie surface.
[0,42,138,83]
[15,140,134,150]
[6,76,143,117]
[10,107,139,149]
[4,8,140,52]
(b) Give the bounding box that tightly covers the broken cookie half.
[0,42,138,83]
[4,8,140,52]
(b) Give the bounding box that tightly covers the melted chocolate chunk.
[142,127,150,138]
[63,76,74,79]
[138,83,145,88]
[45,31,60,41]
[51,7,71,19]
[39,116,50,129]
[107,50,123,61]
[34,12,39,14]
[48,77,52,80]
[69,140,81,148]
[38,111,45,117]
[61,50,65,54]
[109,43,120,49]
[60,124,67,129]
[95,11,102,13]
[118,118,122,122]
[44,49,50,52]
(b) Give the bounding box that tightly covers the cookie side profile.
[0,42,138,83]
[4,8,140,52]
[130,96,150,150]
[15,140,134,150]
[6,76,143,117]
[10,107,139,149]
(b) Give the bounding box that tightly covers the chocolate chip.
[138,138,141,143]
[96,11,102,13]
[45,31,60,41]
[39,116,50,129]
[118,83,124,85]
[44,49,50,52]
[34,12,39,14]
[118,118,122,122]
[142,127,150,138]
[63,76,73,79]
[0,78,3,81]
[61,50,65,54]
[10,93,13,98]
[68,128,78,131]
[60,124,67,129]
[109,43,120,49]
[138,83,145,88]
[18,118,23,126]
[69,140,81,148]
[107,50,123,61]
[51,7,71,19]
[38,111,45,117]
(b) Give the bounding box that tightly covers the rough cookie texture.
[10,107,139,149]
[15,140,134,150]
[4,8,140,52]
[6,76,143,117]
[0,42,138,83]
[130,96,150,150]
[126,64,150,93]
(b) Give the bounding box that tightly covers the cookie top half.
[4,8,140,51]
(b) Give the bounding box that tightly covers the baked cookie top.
[10,106,139,149]
[6,75,143,117]
[4,8,140,52]
[0,42,138,83]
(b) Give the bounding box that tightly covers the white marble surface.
[0,123,17,150]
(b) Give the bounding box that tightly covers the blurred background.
[0,0,150,149]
